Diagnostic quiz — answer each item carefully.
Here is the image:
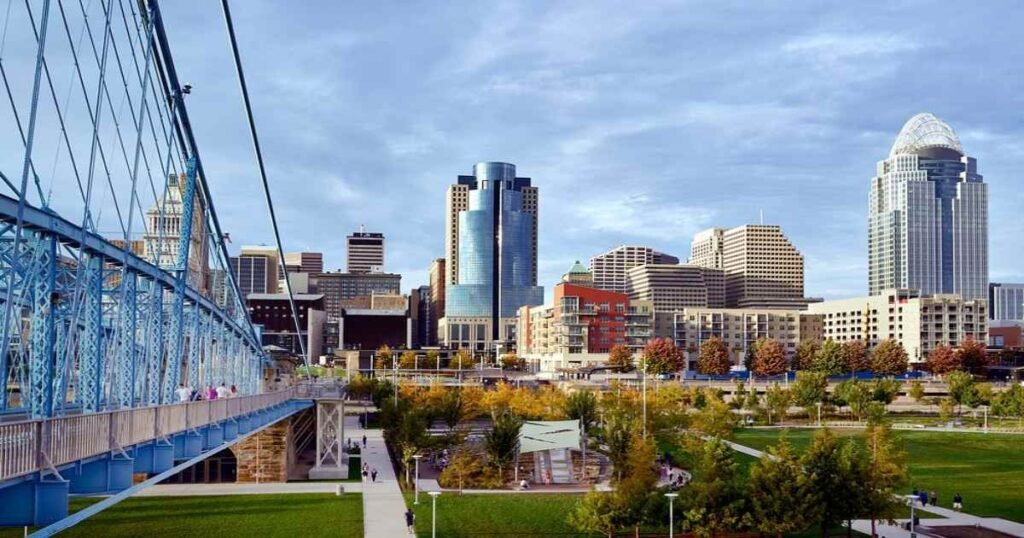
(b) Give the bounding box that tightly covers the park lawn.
[734,428,1024,522]
[0,493,363,538]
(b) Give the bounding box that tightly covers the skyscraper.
[989,283,1024,322]
[427,258,446,346]
[284,252,324,274]
[689,225,804,308]
[143,172,210,294]
[346,230,385,273]
[869,113,988,301]
[444,162,543,345]
[589,245,679,293]
[230,245,280,297]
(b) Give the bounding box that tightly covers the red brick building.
[554,283,629,354]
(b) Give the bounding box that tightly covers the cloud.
[782,32,921,60]
[569,193,716,242]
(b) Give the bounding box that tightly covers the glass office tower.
[446,162,543,338]
[868,113,988,301]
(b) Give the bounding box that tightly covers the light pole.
[665,492,679,538]
[428,491,441,538]
[817,401,822,427]
[641,357,648,438]
[393,354,398,408]
[413,454,423,504]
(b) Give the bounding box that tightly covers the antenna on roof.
[759,209,764,225]
[359,223,365,234]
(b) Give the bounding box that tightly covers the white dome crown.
[889,113,963,158]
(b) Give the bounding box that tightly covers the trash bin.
[336,485,345,496]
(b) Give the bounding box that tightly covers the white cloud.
[569,193,716,242]
[783,32,921,60]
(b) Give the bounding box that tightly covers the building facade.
[690,225,804,308]
[284,252,323,274]
[868,113,988,301]
[673,308,805,370]
[624,264,724,337]
[589,245,679,293]
[807,288,988,364]
[990,283,1024,322]
[444,162,543,348]
[427,258,446,347]
[310,271,401,320]
[247,293,324,356]
[143,172,210,294]
[346,230,385,273]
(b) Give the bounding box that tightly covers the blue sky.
[160,0,1024,298]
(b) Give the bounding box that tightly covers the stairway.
[549,448,573,484]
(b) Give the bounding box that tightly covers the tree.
[603,413,635,482]
[744,339,763,372]
[450,348,474,370]
[926,344,960,375]
[616,435,660,534]
[812,340,847,376]
[691,394,738,438]
[792,371,828,413]
[801,429,864,538]
[946,371,978,415]
[568,490,623,538]
[424,349,440,369]
[437,389,467,431]
[697,337,731,375]
[748,437,814,537]
[642,337,683,375]
[685,438,750,537]
[959,337,989,374]
[862,425,908,537]
[765,384,792,425]
[842,340,869,374]
[483,412,522,477]
[500,353,524,370]
[752,338,787,376]
[375,345,393,370]
[834,380,872,421]
[870,339,908,376]
[565,390,598,431]
[398,350,417,369]
[992,384,1024,425]
[607,344,634,372]
[909,380,926,403]
[871,379,902,404]
[794,339,819,370]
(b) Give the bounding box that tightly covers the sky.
[156,0,1024,299]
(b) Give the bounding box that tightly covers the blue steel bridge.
[0,0,328,533]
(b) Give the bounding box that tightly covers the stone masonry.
[234,420,292,482]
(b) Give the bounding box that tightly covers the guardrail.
[0,388,296,483]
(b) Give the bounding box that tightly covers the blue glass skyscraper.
[446,162,543,340]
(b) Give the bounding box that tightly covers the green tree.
[607,344,634,372]
[752,338,787,376]
[959,337,990,374]
[483,412,522,477]
[697,337,731,375]
[375,345,393,370]
[764,383,792,425]
[946,370,977,415]
[438,389,467,431]
[565,390,598,431]
[871,379,902,404]
[862,424,908,537]
[794,339,819,370]
[842,340,870,374]
[398,350,417,369]
[744,338,763,371]
[748,437,814,537]
[568,490,623,538]
[603,413,635,482]
[642,337,684,374]
[691,393,738,438]
[792,371,828,414]
[812,340,847,376]
[834,379,872,421]
[992,384,1024,425]
[684,438,750,537]
[870,339,909,376]
[424,349,440,369]
[617,435,661,535]
[909,380,926,403]
[801,429,864,538]
[926,344,961,375]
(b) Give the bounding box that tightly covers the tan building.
[624,264,724,337]
[673,308,806,370]
[690,224,804,308]
[427,258,446,346]
[346,230,385,273]
[439,315,518,354]
[284,252,323,274]
[144,172,210,294]
[807,288,988,363]
[589,245,679,293]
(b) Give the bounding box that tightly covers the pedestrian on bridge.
[371,467,378,482]
[362,434,367,449]
[216,383,230,399]
[207,386,218,400]
[175,384,192,403]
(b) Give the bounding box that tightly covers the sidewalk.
[135,482,362,496]
[351,415,410,537]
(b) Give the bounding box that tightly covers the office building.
[411,286,430,349]
[310,271,401,320]
[427,258,446,347]
[673,308,806,370]
[143,172,210,294]
[624,264,724,337]
[444,162,543,349]
[868,113,988,301]
[690,225,804,308]
[990,283,1024,322]
[589,245,679,293]
[445,164,538,286]
[346,230,385,273]
[284,252,323,274]
[807,288,987,364]
[561,260,594,287]
[247,293,324,357]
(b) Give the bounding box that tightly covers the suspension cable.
[219,0,309,369]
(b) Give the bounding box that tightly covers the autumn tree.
[794,339,819,370]
[603,413,636,482]
[801,429,865,538]
[842,340,869,374]
[862,425,908,537]
[424,349,440,369]
[909,380,926,403]
[375,344,393,370]
[500,353,524,371]
[764,384,793,425]
[926,344,960,375]
[607,344,634,372]
[959,337,989,374]
[812,339,847,376]
[450,348,474,370]
[697,337,731,375]
[748,437,814,537]
[565,390,599,431]
[870,339,909,376]
[752,338,787,376]
[642,337,683,374]
[398,350,417,369]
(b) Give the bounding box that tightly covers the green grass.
[1,493,363,538]
[734,428,1024,522]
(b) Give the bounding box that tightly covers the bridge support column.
[237,414,252,434]
[172,431,203,460]
[222,419,239,441]
[202,423,223,450]
[0,476,69,527]
[309,399,346,480]
[67,452,135,494]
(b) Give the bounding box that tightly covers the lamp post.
[413,454,423,505]
[817,401,822,427]
[393,353,398,408]
[665,492,679,538]
[428,491,441,538]
[641,356,648,438]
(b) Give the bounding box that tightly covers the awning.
[518,420,581,454]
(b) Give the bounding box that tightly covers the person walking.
[953,492,963,511]
[361,462,369,482]
[930,491,937,507]
[362,434,367,449]
[371,467,378,482]
[216,382,230,399]
[404,509,415,534]
[175,383,192,403]
[207,386,217,400]
[918,490,928,506]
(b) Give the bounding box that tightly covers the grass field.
[0,493,363,538]
[734,428,1024,522]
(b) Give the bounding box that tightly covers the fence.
[0,387,296,483]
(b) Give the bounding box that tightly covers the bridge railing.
[0,388,296,483]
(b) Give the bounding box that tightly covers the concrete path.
[135,482,362,496]
[351,415,410,537]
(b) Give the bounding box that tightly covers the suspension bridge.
[0,0,337,533]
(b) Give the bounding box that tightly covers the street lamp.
[413,454,423,505]
[428,491,441,538]
[665,492,679,538]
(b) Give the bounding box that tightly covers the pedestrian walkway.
[135,482,362,496]
[351,415,409,537]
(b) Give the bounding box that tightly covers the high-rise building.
[230,246,280,297]
[624,264,724,337]
[445,164,538,286]
[690,225,804,308]
[589,245,679,293]
[310,271,401,320]
[346,230,385,273]
[427,258,446,346]
[868,113,988,301]
[444,162,543,347]
[990,283,1024,322]
[143,172,210,293]
[284,252,324,274]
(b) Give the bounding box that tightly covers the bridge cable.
[219,0,309,369]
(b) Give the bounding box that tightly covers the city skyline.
[136,1,1022,298]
